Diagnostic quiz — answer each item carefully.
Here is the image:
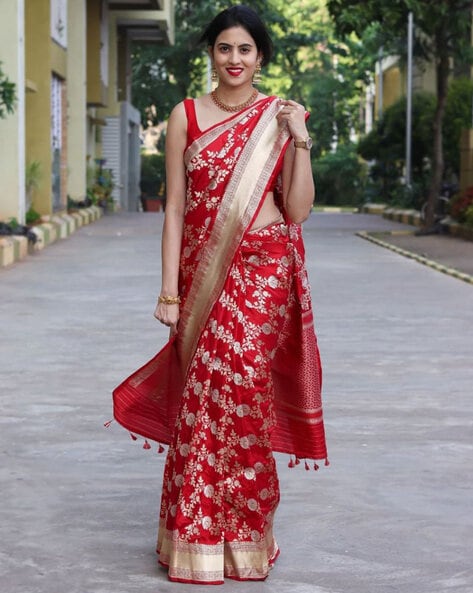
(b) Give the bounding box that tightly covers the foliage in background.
[131,0,381,205]
[314,143,366,206]
[131,0,374,144]
[25,207,41,225]
[356,79,473,207]
[86,163,115,209]
[358,92,436,206]
[25,161,42,211]
[140,153,166,197]
[449,187,473,227]
[326,0,473,228]
[0,61,16,119]
[131,0,473,211]
[443,77,473,177]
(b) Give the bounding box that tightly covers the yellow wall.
[98,13,120,118]
[86,0,107,106]
[25,0,52,216]
[67,0,87,200]
[413,61,436,95]
[51,38,67,78]
[375,65,404,114]
[0,0,25,222]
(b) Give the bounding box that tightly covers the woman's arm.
[278,100,315,223]
[154,102,187,335]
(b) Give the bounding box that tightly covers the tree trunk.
[422,35,449,231]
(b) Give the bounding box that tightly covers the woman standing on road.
[113,4,327,584]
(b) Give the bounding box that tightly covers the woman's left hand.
[277,99,308,141]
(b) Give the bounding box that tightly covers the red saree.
[113,96,327,584]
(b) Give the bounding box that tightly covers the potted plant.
[140,153,166,212]
[85,159,116,212]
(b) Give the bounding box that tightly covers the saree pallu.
[113,96,328,584]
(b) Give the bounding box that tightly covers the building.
[0,0,174,224]
[374,53,437,117]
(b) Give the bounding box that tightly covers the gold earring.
[211,67,218,82]
[253,63,262,84]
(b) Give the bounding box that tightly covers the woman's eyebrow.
[217,42,254,48]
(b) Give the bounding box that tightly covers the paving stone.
[0,212,471,593]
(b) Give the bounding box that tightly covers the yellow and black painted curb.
[0,205,103,269]
[356,230,473,286]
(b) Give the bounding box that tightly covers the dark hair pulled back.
[200,5,273,67]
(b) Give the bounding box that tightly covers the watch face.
[306,137,313,149]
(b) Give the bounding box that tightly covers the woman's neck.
[213,84,256,107]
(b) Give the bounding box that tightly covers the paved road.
[366,229,473,278]
[1,212,472,593]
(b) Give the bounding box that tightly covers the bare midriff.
[249,192,283,231]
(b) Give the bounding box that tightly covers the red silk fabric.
[113,95,328,583]
[113,96,327,464]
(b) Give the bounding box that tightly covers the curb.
[360,203,473,240]
[1,205,103,269]
[313,206,358,213]
[356,230,473,285]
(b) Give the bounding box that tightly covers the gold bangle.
[158,295,181,305]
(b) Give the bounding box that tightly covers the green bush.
[357,81,473,207]
[443,77,473,176]
[25,207,41,225]
[358,92,436,206]
[140,153,165,197]
[314,144,366,206]
[464,205,473,228]
[0,61,16,119]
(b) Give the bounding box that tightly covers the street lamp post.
[405,11,414,189]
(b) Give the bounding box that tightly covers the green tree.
[131,0,380,207]
[0,61,16,119]
[315,143,366,205]
[358,92,436,205]
[326,0,473,229]
[443,77,473,177]
[131,0,374,139]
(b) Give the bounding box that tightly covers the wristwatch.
[294,137,313,150]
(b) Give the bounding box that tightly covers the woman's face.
[211,26,261,88]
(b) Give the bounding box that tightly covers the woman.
[113,4,327,585]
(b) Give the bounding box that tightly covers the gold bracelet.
[158,295,181,305]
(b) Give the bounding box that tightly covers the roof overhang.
[109,1,164,9]
[108,0,174,45]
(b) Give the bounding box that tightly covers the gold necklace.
[211,88,259,113]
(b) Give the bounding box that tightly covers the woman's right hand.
[154,302,179,336]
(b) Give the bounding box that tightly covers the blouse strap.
[183,98,201,146]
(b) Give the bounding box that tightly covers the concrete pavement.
[1,212,472,593]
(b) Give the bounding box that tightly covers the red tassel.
[143,440,151,450]
[304,460,310,471]
[157,444,165,454]
[325,458,330,466]
[295,457,301,466]
[288,456,295,468]
[314,462,319,471]
[103,419,113,428]
[129,433,138,441]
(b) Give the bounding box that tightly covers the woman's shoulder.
[170,95,208,116]
[170,100,186,115]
